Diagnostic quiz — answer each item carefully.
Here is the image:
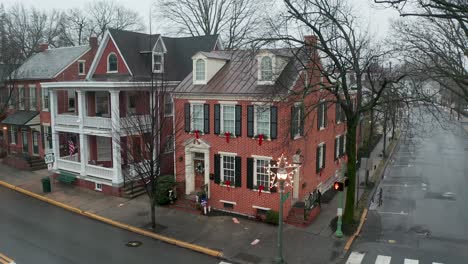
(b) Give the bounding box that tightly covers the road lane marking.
[375,255,391,264]
[346,251,365,264]
[404,259,419,264]
[0,252,14,264]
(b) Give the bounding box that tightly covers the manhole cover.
[126,241,142,247]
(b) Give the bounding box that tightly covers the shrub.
[154,174,177,205]
[265,210,279,225]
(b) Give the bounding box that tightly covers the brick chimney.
[304,35,317,46]
[38,42,48,52]
[89,34,98,52]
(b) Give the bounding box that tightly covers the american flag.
[68,140,75,155]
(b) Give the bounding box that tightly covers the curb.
[0,181,223,258]
[343,133,401,253]
[0,252,15,264]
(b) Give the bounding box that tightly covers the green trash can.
[41,177,51,193]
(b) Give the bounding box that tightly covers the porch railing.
[120,115,152,131]
[56,114,79,126]
[86,164,114,180]
[83,116,112,130]
[57,159,81,173]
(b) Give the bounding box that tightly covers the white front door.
[184,139,210,197]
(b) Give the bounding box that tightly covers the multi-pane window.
[42,87,49,111]
[68,90,75,112]
[255,159,270,188]
[164,135,174,153]
[255,105,270,136]
[221,105,235,133]
[108,53,118,72]
[95,92,109,117]
[153,53,163,72]
[318,101,326,129]
[291,104,303,138]
[191,104,204,131]
[78,61,85,75]
[10,125,17,144]
[29,86,36,110]
[164,94,173,116]
[195,59,205,81]
[222,155,235,184]
[318,144,325,170]
[260,57,272,81]
[335,136,340,159]
[127,93,137,115]
[19,86,25,110]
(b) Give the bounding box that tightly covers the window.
[255,105,270,136]
[221,105,235,133]
[318,101,327,129]
[97,137,111,161]
[223,202,234,209]
[164,135,174,153]
[317,144,326,171]
[343,134,346,155]
[10,125,17,144]
[291,104,303,138]
[107,53,118,72]
[127,92,137,115]
[221,155,235,184]
[191,104,204,131]
[67,90,75,112]
[195,59,205,81]
[78,60,86,75]
[42,87,49,111]
[255,159,270,188]
[164,94,173,116]
[8,88,16,110]
[95,183,103,191]
[95,92,109,117]
[336,103,342,124]
[19,86,25,110]
[335,136,340,160]
[43,125,52,150]
[260,56,273,81]
[29,86,36,110]
[153,53,163,73]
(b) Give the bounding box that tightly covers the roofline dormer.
[191,51,228,85]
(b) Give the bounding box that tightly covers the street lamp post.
[269,154,299,264]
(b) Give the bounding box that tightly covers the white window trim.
[252,205,271,210]
[107,52,118,73]
[190,103,204,132]
[194,58,206,84]
[218,151,237,156]
[343,134,346,154]
[257,55,275,85]
[78,60,86,75]
[29,86,36,110]
[318,142,325,169]
[335,135,340,159]
[253,157,272,191]
[95,183,103,191]
[336,104,341,124]
[220,200,236,205]
[42,87,49,111]
[10,125,16,145]
[164,94,173,117]
[254,105,271,137]
[220,104,236,134]
[319,100,326,130]
[18,86,25,110]
[293,103,303,139]
[152,52,164,73]
[220,154,236,186]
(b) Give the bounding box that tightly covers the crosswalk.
[346,251,443,264]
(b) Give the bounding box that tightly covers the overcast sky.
[0,0,400,39]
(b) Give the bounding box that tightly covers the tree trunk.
[343,117,358,224]
[150,198,156,229]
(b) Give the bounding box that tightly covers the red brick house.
[41,29,221,195]
[2,38,97,169]
[173,37,348,220]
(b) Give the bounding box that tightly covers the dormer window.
[153,52,163,73]
[260,56,273,81]
[107,53,118,72]
[195,59,206,81]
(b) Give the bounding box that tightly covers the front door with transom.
[193,152,205,190]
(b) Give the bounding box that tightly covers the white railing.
[61,154,80,162]
[127,160,151,177]
[84,116,112,130]
[86,164,114,180]
[56,114,79,126]
[57,159,81,173]
[120,115,152,131]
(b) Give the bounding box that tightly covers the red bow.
[225,132,231,143]
[258,185,264,196]
[225,180,231,191]
[258,134,264,146]
[195,130,200,139]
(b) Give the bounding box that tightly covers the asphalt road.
[345,108,468,264]
[0,186,221,264]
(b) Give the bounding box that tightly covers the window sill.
[251,189,271,194]
[220,184,236,188]
[319,127,325,131]
[78,73,86,76]
[219,133,237,138]
[293,134,302,140]
[164,114,173,117]
[107,71,118,74]
[189,131,205,135]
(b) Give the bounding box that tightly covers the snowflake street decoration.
[267,154,300,190]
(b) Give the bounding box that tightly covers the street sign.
[44,153,55,164]
[281,191,291,203]
[47,163,53,171]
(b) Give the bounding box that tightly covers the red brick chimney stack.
[38,42,48,52]
[89,34,98,53]
[304,35,317,46]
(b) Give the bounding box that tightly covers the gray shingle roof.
[13,46,90,80]
[2,111,39,125]
[106,29,219,82]
[174,48,305,96]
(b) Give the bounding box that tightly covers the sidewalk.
[0,164,346,264]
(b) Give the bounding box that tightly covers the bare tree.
[60,8,90,46]
[155,0,265,49]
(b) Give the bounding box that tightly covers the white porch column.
[50,90,59,170]
[77,90,87,175]
[110,90,122,185]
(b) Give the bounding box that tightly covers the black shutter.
[316,146,320,173]
[323,144,326,169]
[247,157,254,189]
[48,126,52,149]
[317,103,322,130]
[184,103,190,132]
[14,127,17,144]
[324,102,327,128]
[204,104,210,134]
[334,138,338,161]
[290,106,296,139]
[235,105,242,137]
[247,105,254,137]
[270,106,277,139]
[41,125,45,150]
[7,126,11,143]
[214,154,221,184]
[235,156,241,187]
[300,104,305,136]
[214,104,220,135]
